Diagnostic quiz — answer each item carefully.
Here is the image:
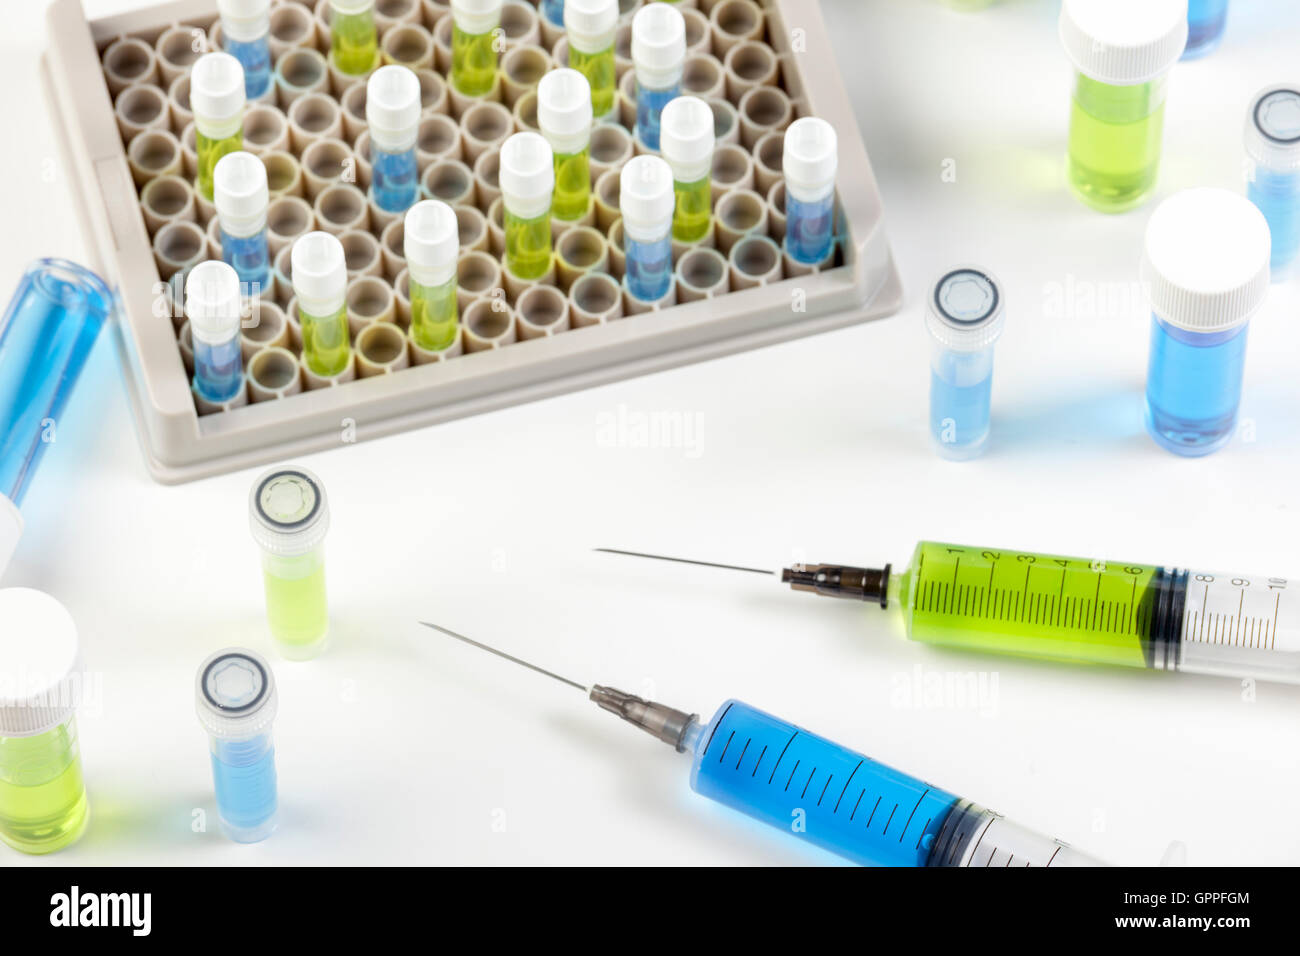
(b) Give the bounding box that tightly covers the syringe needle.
[419,621,588,693]
[593,548,775,576]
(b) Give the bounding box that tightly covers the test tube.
[619,155,674,302]
[540,0,564,28]
[631,2,686,151]
[1244,85,1300,281]
[564,0,617,122]
[782,117,837,265]
[330,0,378,76]
[0,589,90,855]
[187,261,245,403]
[538,69,594,222]
[1184,0,1228,59]
[249,466,331,659]
[0,260,112,575]
[925,266,1006,460]
[291,231,351,376]
[1059,0,1186,213]
[659,95,714,243]
[405,199,460,351]
[217,0,272,99]
[450,0,503,98]
[499,131,555,279]
[366,65,421,214]
[191,52,247,202]
[195,647,279,842]
[214,150,270,296]
[1142,188,1270,456]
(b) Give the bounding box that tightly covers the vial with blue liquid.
[631,2,685,152]
[217,0,272,99]
[926,267,1005,460]
[783,117,837,266]
[1143,188,1270,457]
[1183,0,1228,59]
[366,65,421,214]
[214,150,270,296]
[1245,86,1300,281]
[540,0,563,28]
[620,155,675,302]
[196,648,279,843]
[186,261,246,404]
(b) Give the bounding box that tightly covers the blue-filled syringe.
[422,622,1104,867]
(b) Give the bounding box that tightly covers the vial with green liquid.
[1060,0,1187,213]
[404,199,460,351]
[0,589,90,855]
[538,69,594,222]
[250,466,331,661]
[564,0,617,122]
[500,131,556,279]
[660,95,714,243]
[330,0,378,76]
[450,0,502,98]
[292,231,351,377]
[190,52,246,202]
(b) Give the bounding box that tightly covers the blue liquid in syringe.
[691,701,958,866]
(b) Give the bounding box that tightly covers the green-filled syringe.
[598,541,1300,685]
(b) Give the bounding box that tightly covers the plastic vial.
[540,0,564,27]
[620,155,674,302]
[451,0,502,98]
[187,261,245,404]
[1142,188,1270,456]
[631,1,686,151]
[191,52,246,202]
[250,466,331,659]
[217,0,271,99]
[214,150,270,296]
[367,65,421,214]
[659,95,714,243]
[405,199,460,351]
[1184,0,1228,59]
[565,0,617,121]
[291,231,351,377]
[0,589,89,855]
[330,0,378,76]
[0,260,112,576]
[500,131,555,279]
[1244,86,1300,281]
[538,68,594,222]
[925,267,1006,460]
[783,117,838,265]
[195,647,279,842]
[1059,0,1186,214]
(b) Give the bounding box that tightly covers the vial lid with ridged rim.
[190,52,246,137]
[499,131,555,220]
[925,266,1006,353]
[565,0,618,54]
[632,2,686,91]
[404,199,459,287]
[1141,188,1271,333]
[186,260,243,344]
[538,68,594,155]
[1245,86,1300,173]
[249,466,330,556]
[0,589,84,738]
[1059,0,1187,86]
[195,647,278,740]
[217,0,270,42]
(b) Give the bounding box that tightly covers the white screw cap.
[214,150,269,238]
[217,0,270,43]
[190,51,246,138]
[538,68,594,156]
[0,589,84,737]
[404,199,460,287]
[249,465,331,557]
[291,231,348,317]
[451,0,502,35]
[632,2,686,91]
[925,266,1006,353]
[1245,86,1300,173]
[367,65,421,153]
[783,117,837,204]
[620,155,674,242]
[659,95,714,183]
[1141,188,1271,333]
[565,0,618,54]
[499,131,555,220]
[186,260,243,344]
[195,647,278,740]
[1059,0,1187,86]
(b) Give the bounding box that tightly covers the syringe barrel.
[926,800,1104,867]
[1175,568,1300,683]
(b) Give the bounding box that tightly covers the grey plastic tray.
[43,0,901,483]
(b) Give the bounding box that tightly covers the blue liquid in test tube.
[371,147,419,213]
[210,735,278,837]
[220,229,271,295]
[367,65,422,215]
[540,0,564,28]
[225,35,271,99]
[620,154,675,302]
[786,191,835,265]
[1183,0,1228,59]
[1245,87,1300,280]
[636,84,679,152]
[925,267,1004,460]
[631,2,685,151]
[1145,318,1248,456]
[783,117,838,265]
[626,234,672,301]
[218,0,273,98]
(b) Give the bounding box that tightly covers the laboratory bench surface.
[4,0,1300,866]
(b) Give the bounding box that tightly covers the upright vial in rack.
[620,155,674,302]
[187,260,245,404]
[925,267,1006,460]
[292,232,352,377]
[565,0,617,121]
[540,0,564,28]
[367,65,421,214]
[214,150,270,296]
[783,117,838,266]
[190,52,246,202]
[195,647,279,842]
[500,131,556,279]
[631,1,685,151]
[538,69,594,222]
[451,0,503,98]
[217,0,272,99]
[1244,85,1300,281]
[659,95,714,243]
[0,589,90,855]
[250,466,331,659]
[330,0,378,76]
[405,199,460,351]
[1059,0,1187,213]
[1142,188,1270,456]
[1184,0,1228,59]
